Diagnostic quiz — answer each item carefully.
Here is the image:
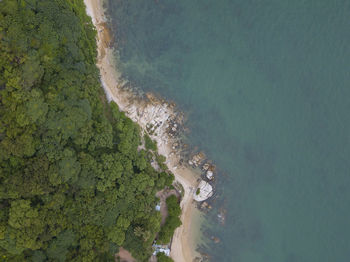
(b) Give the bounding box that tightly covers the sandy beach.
[83,0,201,261]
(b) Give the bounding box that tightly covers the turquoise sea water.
[106,0,350,261]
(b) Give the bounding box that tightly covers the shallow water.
[106,0,350,261]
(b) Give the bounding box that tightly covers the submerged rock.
[200,201,212,211]
[217,208,226,225]
[201,201,208,209]
[194,180,213,201]
[211,236,221,243]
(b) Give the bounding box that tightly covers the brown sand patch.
[115,248,136,262]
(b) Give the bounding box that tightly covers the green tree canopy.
[0,0,177,261]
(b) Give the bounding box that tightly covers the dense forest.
[0,0,176,261]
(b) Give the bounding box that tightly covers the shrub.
[157,196,182,244]
[157,252,174,262]
[145,134,157,151]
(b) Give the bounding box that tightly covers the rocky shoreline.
[83,0,218,261]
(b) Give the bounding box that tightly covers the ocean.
[105,0,350,261]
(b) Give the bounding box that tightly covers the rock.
[206,170,214,180]
[193,180,213,201]
[191,152,205,166]
[192,156,200,164]
[202,163,210,171]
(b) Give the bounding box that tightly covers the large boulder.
[194,180,213,201]
[206,170,214,180]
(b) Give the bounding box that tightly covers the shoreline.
[83,0,202,261]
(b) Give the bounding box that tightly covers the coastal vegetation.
[144,134,157,151]
[157,196,182,244]
[155,153,168,171]
[0,0,176,261]
[157,252,174,262]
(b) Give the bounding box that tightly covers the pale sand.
[83,1,201,261]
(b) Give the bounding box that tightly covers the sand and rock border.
[84,1,217,261]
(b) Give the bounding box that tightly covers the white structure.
[152,244,171,256]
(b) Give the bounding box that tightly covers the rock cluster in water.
[117,91,217,203]
[189,155,216,202]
